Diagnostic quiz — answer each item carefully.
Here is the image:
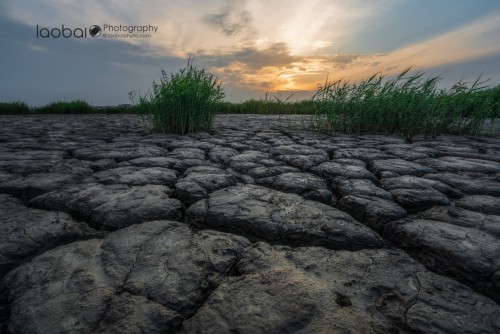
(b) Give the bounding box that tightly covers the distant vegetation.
[36,100,94,114]
[214,96,317,115]
[0,101,30,114]
[0,100,139,114]
[1,66,499,136]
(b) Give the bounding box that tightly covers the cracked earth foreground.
[0,114,499,333]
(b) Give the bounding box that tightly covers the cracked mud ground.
[1,114,499,334]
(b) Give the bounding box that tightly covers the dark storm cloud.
[203,0,254,36]
[0,12,185,105]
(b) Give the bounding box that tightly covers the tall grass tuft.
[312,67,500,137]
[135,59,225,134]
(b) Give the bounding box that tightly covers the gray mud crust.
[1,114,500,333]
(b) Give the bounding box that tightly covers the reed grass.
[135,59,225,134]
[312,67,500,137]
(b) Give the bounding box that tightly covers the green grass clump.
[35,100,94,114]
[135,59,225,134]
[0,101,30,114]
[312,68,500,137]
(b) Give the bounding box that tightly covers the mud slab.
[1,114,499,333]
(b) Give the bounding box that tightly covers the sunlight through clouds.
[203,8,500,94]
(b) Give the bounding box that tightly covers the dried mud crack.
[1,114,500,333]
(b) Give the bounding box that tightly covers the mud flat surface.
[1,114,500,333]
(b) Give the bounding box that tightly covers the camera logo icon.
[89,25,101,37]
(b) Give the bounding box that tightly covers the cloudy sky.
[1,0,500,106]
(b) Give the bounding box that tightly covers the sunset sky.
[1,0,500,105]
